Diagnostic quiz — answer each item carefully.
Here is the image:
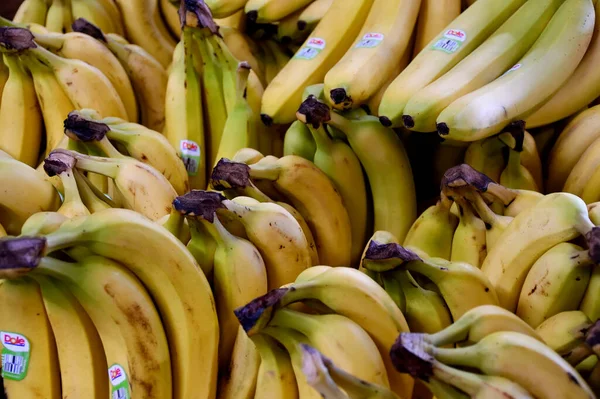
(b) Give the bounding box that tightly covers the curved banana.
[322,0,421,109]
[436,0,595,142]
[465,191,513,251]
[450,198,487,268]
[259,0,374,124]
[13,0,49,25]
[45,0,73,33]
[283,120,317,161]
[159,0,181,38]
[413,0,461,55]
[217,327,261,399]
[70,0,124,36]
[252,334,299,399]
[0,53,42,167]
[43,152,91,219]
[464,136,506,183]
[536,310,592,356]
[378,0,527,128]
[517,242,593,328]
[245,0,314,23]
[580,264,600,322]
[297,0,333,33]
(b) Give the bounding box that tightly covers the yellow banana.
[297,0,333,33]
[580,264,600,322]
[73,167,112,213]
[70,0,124,36]
[436,0,595,142]
[13,0,49,25]
[45,0,73,33]
[535,310,592,356]
[245,0,315,23]
[465,190,513,251]
[283,120,317,161]
[159,0,181,38]
[0,278,61,399]
[217,326,261,399]
[450,197,487,268]
[322,0,421,109]
[378,0,527,128]
[277,7,309,45]
[564,135,600,199]
[413,0,461,55]
[259,0,374,124]
[252,334,299,399]
[0,53,42,167]
[464,136,506,183]
[43,151,91,219]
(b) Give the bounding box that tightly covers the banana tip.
[437,122,449,136]
[402,115,414,129]
[379,116,392,127]
[261,114,273,126]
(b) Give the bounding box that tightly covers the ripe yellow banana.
[580,264,600,322]
[206,0,248,18]
[259,0,374,124]
[33,275,109,398]
[159,0,181,38]
[436,0,595,142]
[526,0,600,127]
[283,120,317,161]
[520,130,544,190]
[450,198,487,268]
[464,136,506,183]
[0,278,61,399]
[303,119,368,267]
[245,0,315,23]
[322,0,421,109]
[0,53,42,167]
[323,101,417,242]
[497,130,540,192]
[297,0,333,32]
[217,326,261,399]
[481,192,596,312]
[535,310,592,356]
[403,198,458,259]
[44,152,91,219]
[248,154,352,266]
[73,168,112,213]
[547,104,600,193]
[465,190,513,251]
[252,334,298,399]
[112,0,176,67]
[517,242,594,328]
[277,7,309,45]
[45,0,73,33]
[413,0,461,56]
[0,156,60,235]
[164,36,206,190]
[34,31,138,122]
[378,0,527,128]
[70,0,124,36]
[403,0,564,133]
[13,0,49,25]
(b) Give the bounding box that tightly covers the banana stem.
[162,208,186,238]
[58,167,86,208]
[307,123,333,152]
[91,136,128,159]
[300,345,349,399]
[240,182,273,202]
[31,33,65,51]
[221,198,252,218]
[429,343,476,369]
[465,191,501,227]
[30,43,69,70]
[326,110,353,136]
[63,151,121,179]
[74,168,118,207]
[247,162,281,181]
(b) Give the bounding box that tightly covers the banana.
[0,53,42,167]
[277,7,309,45]
[363,243,499,319]
[283,120,317,161]
[417,331,596,398]
[580,162,600,204]
[159,206,191,244]
[498,131,540,192]
[403,198,458,259]
[70,0,123,36]
[0,156,60,235]
[264,39,292,73]
[465,191,513,251]
[366,42,411,115]
[43,151,91,219]
[18,47,76,158]
[268,308,390,387]
[74,168,112,213]
[33,275,108,398]
[55,148,177,220]
[262,327,324,399]
[450,197,487,268]
[393,269,453,334]
[245,0,314,23]
[217,326,261,399]
[296,0,332,32]
[252,334,299,399]
[436,0,595,142]
[403,0,564,133]
[547,104,600,193]
[174,190,311,289]
[517,242,594,328]
[193,28,227,171]
[259,0,374,124]
[247,154,352,266]
[33,31,138,122]
[210,159,320,265]
[0,278,61,399]
[188,209,268,371]
[502,189,545,218]
[69,110,190,195]
[413,0,461,56]
[481,192,597,311]
[319,100,417,243]
[214,62,257,166]
[45,0,73,33]
[302,117,368,267]
[219,26,265,85]
[464,136,506,183]
[234,266,414,399]
[425,305,541,347]
[0,222,6,237]
[535,310,592,355]
[580,264,600,322]
[520,131,543,191]
[20,211,69,236]
[13,0,49,25]
[112,0,176,68]
[159,0,181,38]
[322,0,421,109]
[183,212,216,277]
[14,207,219,399]
[526,0,600,127]
[377,0,527,128]
[205,0,248,18]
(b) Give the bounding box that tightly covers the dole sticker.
[180,139,201,177]
[443,29,467,42]
[109,364,131,399]
[355,33,384,49]
[295,38,327,60]
[1,331,31,381]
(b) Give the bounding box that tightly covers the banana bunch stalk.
[391,309,596,399]
[234,266,415,398]
[0,207,218,399]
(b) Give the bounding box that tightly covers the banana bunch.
[0,22,169,169]
[232,265,415,399]
[0,201,218,398]
[391,305,596,399]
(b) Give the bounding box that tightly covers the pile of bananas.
[3,0,600,398]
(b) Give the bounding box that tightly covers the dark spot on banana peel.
[390,333,433,378]
[528,284,538,296]
[234,288,289,333]
[484,287,489,292]
[210,159,251,190]
[0,236,46,275]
